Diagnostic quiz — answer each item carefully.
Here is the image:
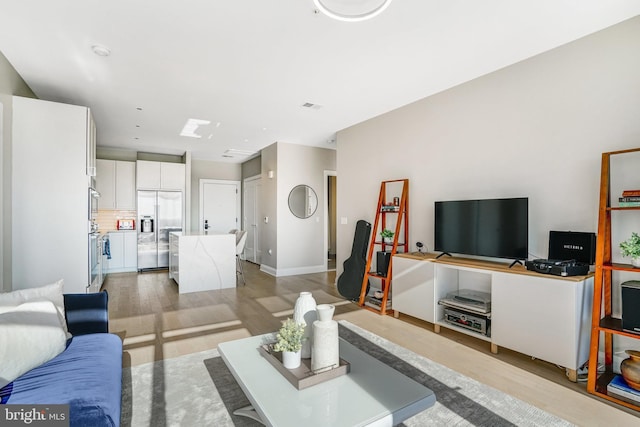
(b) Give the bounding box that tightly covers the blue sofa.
[0,292,122,426]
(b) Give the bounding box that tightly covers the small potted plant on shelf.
[381,228,394,244]
[273,318,305,369]
[620,232,640,268]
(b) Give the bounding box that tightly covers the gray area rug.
[121,320,574,426]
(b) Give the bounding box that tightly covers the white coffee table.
[218,333,436,427]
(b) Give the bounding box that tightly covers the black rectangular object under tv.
[548,231,596,264]
[376,251,391,276]
[434,197,528,260]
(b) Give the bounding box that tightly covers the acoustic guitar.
[337,220,371,301]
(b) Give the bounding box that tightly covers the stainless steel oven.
[87,187,100,291]
[89,232,100,289]
[89,187,100,226]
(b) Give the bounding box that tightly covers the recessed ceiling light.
[91,44,111,57]
[180,118,211,138]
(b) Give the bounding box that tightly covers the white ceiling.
[1,1,639,163]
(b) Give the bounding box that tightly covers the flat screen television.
[434,197,528,261]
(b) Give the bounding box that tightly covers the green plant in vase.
[381,228,394,244]
[273,318,305,352]
[620,232,640,267]
[273,318,305,369]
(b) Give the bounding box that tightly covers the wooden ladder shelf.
[358,179,409,315]
[587,147,640,411]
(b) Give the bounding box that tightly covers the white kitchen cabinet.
[106,231,137,272]
[86,114,96,176]
[136,160,185,190]
[116,161,136,209]
[123,230,138,269]
[136,160,161,189]
[391,253,593,381]
[95,159,116,208]
[11,96,95,293]
[107,232,124,270]
[491,272,593,373]
[96,160,136,210]
[160,162,186,190]
[392,255,435,323]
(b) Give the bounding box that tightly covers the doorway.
[243,175,262,264]
[325,171,337,271]
[198,179,241,233]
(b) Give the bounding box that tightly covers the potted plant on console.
[381,229,394,244]
[273,318,305,369]
[620,232,640,268]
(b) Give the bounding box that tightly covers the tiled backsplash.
[97,210,137,232]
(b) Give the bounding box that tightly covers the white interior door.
[199,179,240,233]
[243,176,261,264]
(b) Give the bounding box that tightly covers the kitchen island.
[169,231,236,293]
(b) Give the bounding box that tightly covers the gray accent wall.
[241,155,261,180]
[260,142,336,276]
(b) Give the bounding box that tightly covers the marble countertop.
[170,231,230,237]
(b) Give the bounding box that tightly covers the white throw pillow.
[0,300,67,389]
[0,279,71,339]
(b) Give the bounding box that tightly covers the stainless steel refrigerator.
[137,190,183,270]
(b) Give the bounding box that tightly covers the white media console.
[392,253,594,382]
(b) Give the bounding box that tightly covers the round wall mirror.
[288,185,318,219]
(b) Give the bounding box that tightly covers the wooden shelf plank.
[602,262,640,272]
[597,316,640,339]
[607,206,640,211]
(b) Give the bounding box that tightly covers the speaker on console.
[376,251,392,276]
[622,281,640,334]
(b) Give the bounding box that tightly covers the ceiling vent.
[224,148,258,157]
[302,102,323,110]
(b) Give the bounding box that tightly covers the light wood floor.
[104,262,639,426]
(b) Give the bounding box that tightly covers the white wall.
[0,51,35,291]
[336,16,640,275]
[189,159,241,232]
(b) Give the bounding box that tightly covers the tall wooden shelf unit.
[358,179,409,315]
[587,147,640,410]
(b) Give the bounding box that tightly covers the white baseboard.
[259,264,326,277]
[260,264,277,276]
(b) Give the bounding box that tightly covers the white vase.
[282,350,301,369]
[311,304,339,373]
[632,257,640,268]
[293,292,317,358]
